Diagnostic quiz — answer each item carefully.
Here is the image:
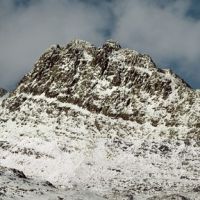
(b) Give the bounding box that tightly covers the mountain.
[0,40,200,200]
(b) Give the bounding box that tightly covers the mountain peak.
[3,39,198,126]
[4,40,196,116]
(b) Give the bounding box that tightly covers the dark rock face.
[11,168,27,179]
[0,88,7,97]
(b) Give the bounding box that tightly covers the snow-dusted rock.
[0,88,7,97]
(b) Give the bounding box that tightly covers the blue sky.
[0,0,200,89]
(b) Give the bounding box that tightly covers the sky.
[0,0,200,90]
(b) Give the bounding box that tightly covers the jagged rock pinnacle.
[102,39,121,52]
[66,39,95,50]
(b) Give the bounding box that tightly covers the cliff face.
[0,40,200,200]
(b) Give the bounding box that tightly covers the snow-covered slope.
[0,40,200,199]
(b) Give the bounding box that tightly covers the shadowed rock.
[0,88,7,97]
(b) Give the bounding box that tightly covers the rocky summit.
[0,40,200,200]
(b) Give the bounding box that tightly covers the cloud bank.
[0,0,200,89]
